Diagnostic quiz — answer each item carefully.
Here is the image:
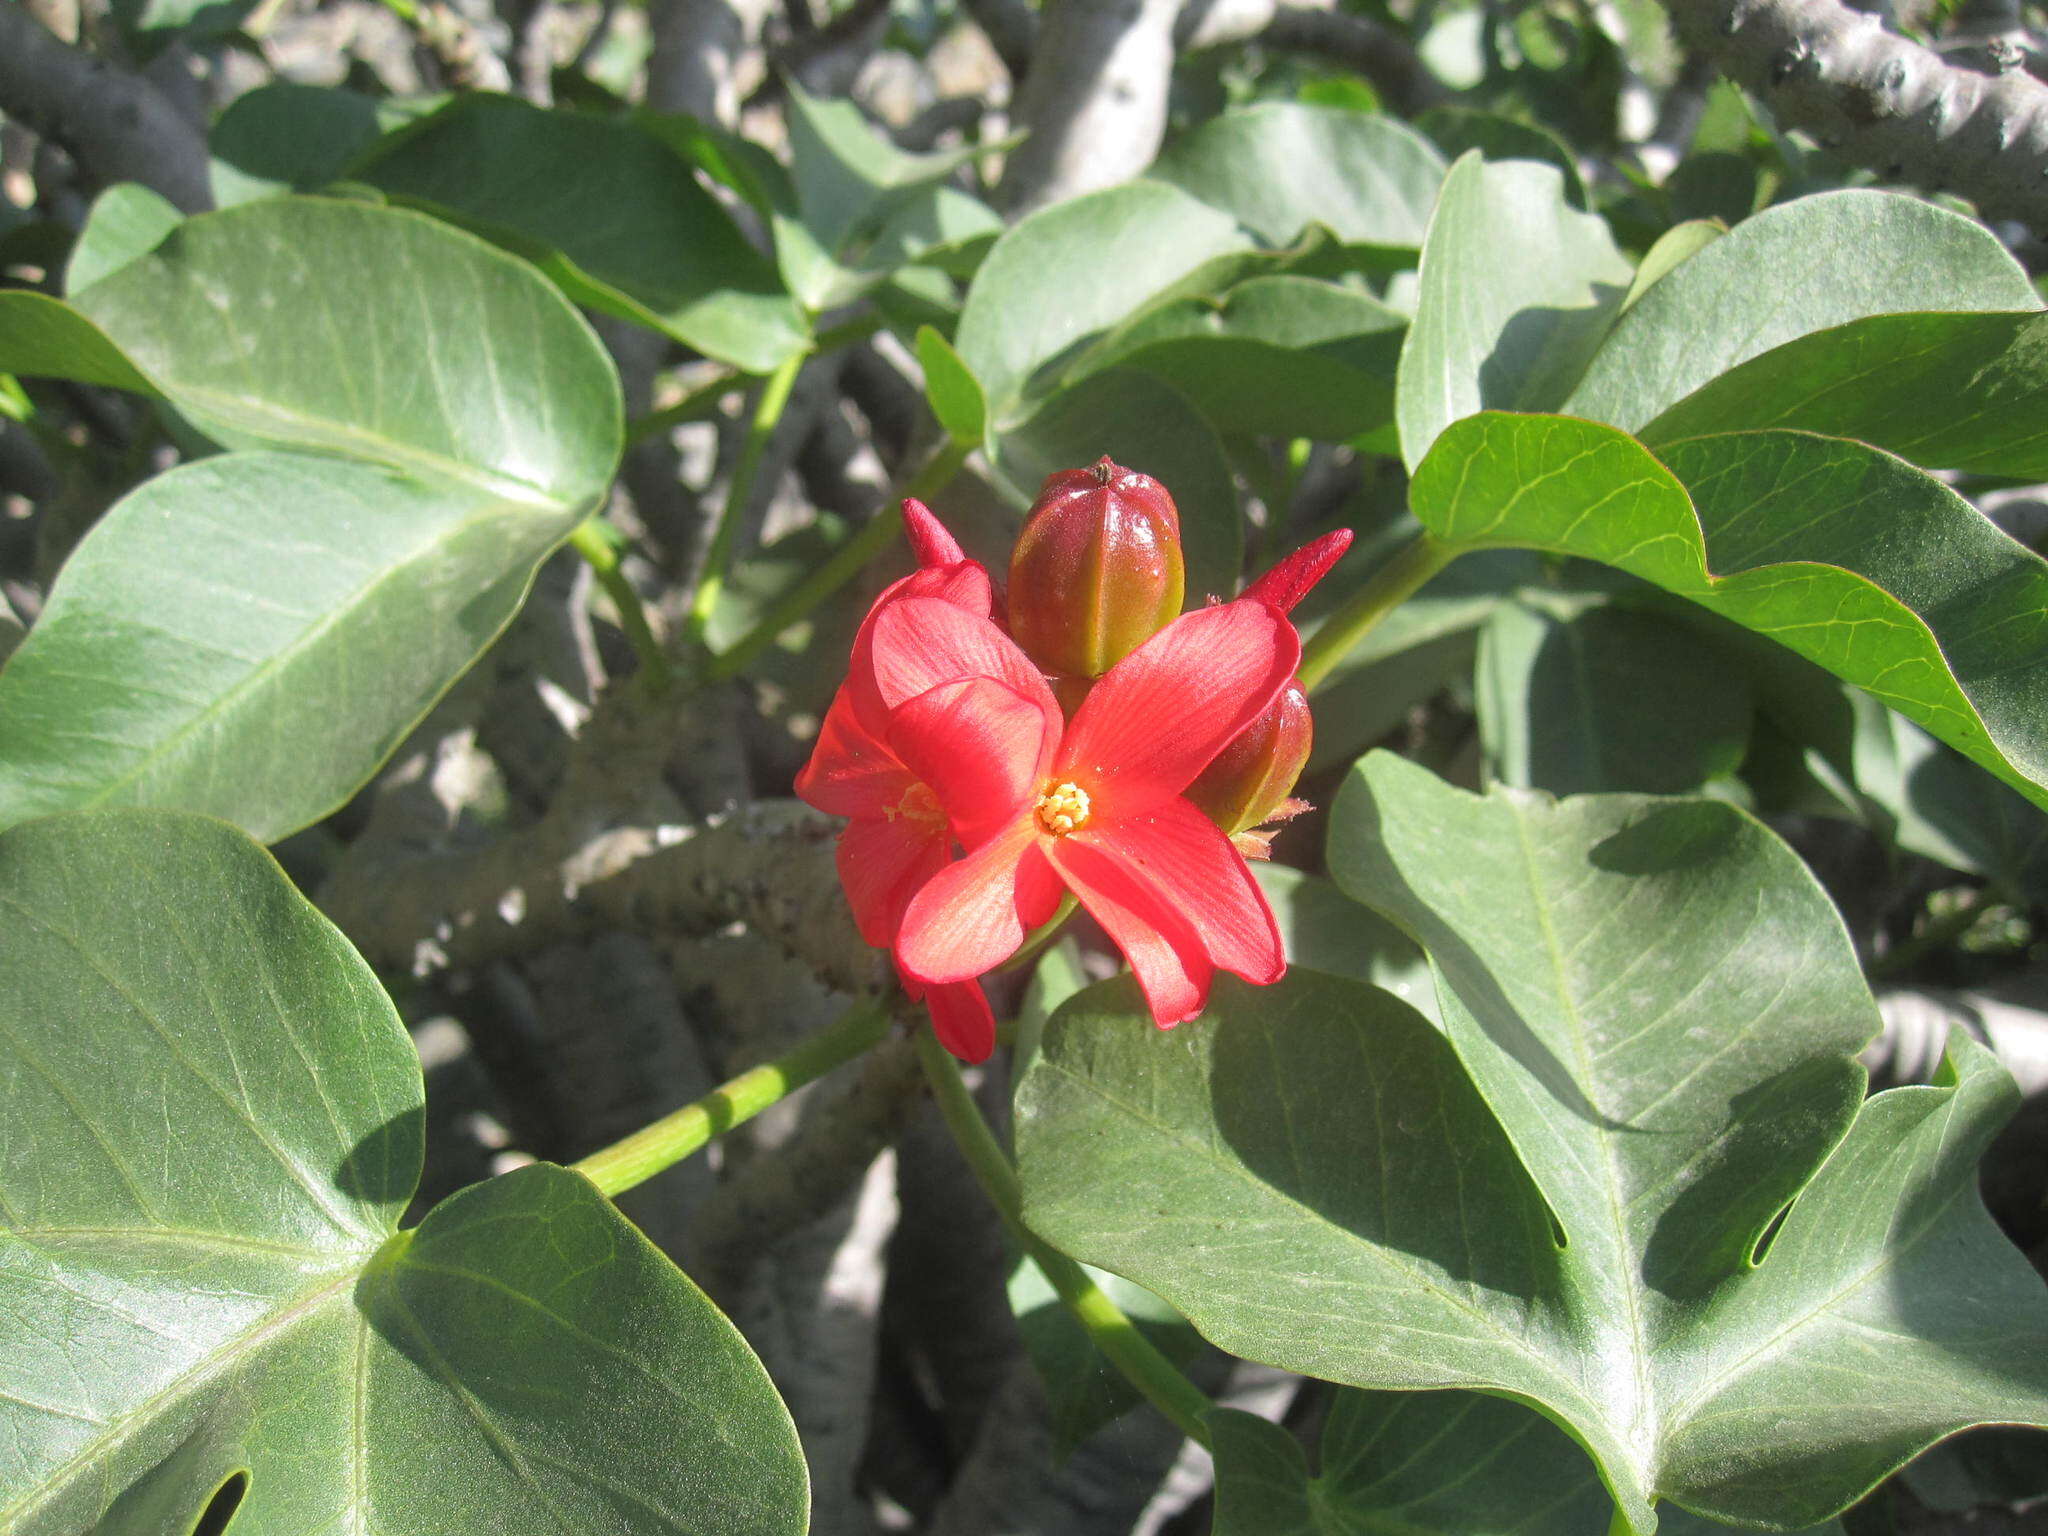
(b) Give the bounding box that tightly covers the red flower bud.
[1007,457,1185,680]
[1184,681,1313,845]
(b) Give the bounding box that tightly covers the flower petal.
[896,818,1038,985]
[1056,600,1300,811]
[1045,835,1211,1026]
[886,676,1059,847]
[1075,796,1284,986]
[868,596,1051,716]
[1242,529,1353,614]
[844,564,996,737]
[797,687,916,820]
[836,815,949,949]
[920,978,997,1063]
[903,498,968,569]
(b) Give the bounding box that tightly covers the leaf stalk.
[572,997,892,1197]
[913,1028,1217,1447]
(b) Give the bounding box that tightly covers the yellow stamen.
[1035,781,1092,836]
[886,782,945,828]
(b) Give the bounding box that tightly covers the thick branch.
[1665,0,2048,231]
[0,6,212,212]
[999,0,1184,214]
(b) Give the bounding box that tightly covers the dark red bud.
[1185,681,1313,837]
[1007,457,1185,680]
[1243,529,1353,614]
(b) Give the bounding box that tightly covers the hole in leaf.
[190,1470,249,1536]
[1749,1199,1794,1267]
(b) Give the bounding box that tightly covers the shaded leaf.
[1564,189,2038,432]
[1476,598,1752,794]
[356,93,808,371]
[1641,309,2048,481]
[1412,412,2048,812]
[1209,1393,1846,1535]
[0,810,806,1536]
[1152,103,1446,251]
[1394,153,1631,469]
[208,83,410,207]
[1414,105,1588,207]
[1071,274,1405,442]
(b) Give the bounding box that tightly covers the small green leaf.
[917,323,988,446]
[1413,412,2048,812]
[65,183,181,294]
[0,810,806,1535]
[1476,598,1753,794]
[1394,153,1632,469]
[1619,217,1723,312]
[1641,309,2048,480]
[356,93,808,371]
[1151,103,1447,250]
[955,180,1251,425]
[1564,188,2039,432]
[993,368,1241,602]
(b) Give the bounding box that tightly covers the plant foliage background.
[4,0,2048,1529]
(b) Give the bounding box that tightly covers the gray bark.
[647,0,777,122]
[999,0,1184,214]
[1665,0,2048,231]
[0,5,212,212]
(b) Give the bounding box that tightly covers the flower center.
[885,781,946,829]
[1035,781,1092,836]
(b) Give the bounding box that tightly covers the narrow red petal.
[1046,835,1210,1026]
[1076,798,1284,986]
[903,498,967,569]
[896,819,1038,985]
[1242,529,1354,614]
[886,677,1059,848]
[836,817,950,948]
[797,687,916,820]
[1057,600,1300,811]
[868,597,1053,716]
[921,978,998,1063]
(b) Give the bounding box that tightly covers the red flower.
[884,595,1302,1028]
[794,501,1013,1062]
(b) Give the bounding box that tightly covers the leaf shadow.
[332,1103,425,1211]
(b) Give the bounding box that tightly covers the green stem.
[626,372,746,445]
[573,998,892,1198]
[704,436,971,684]
[568,518,674,694]
[1296,531,1457,693]
[999,893,1079,974]
[0,375,30,424]
[914,1029,1217,1447]
[684,348,807,651]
